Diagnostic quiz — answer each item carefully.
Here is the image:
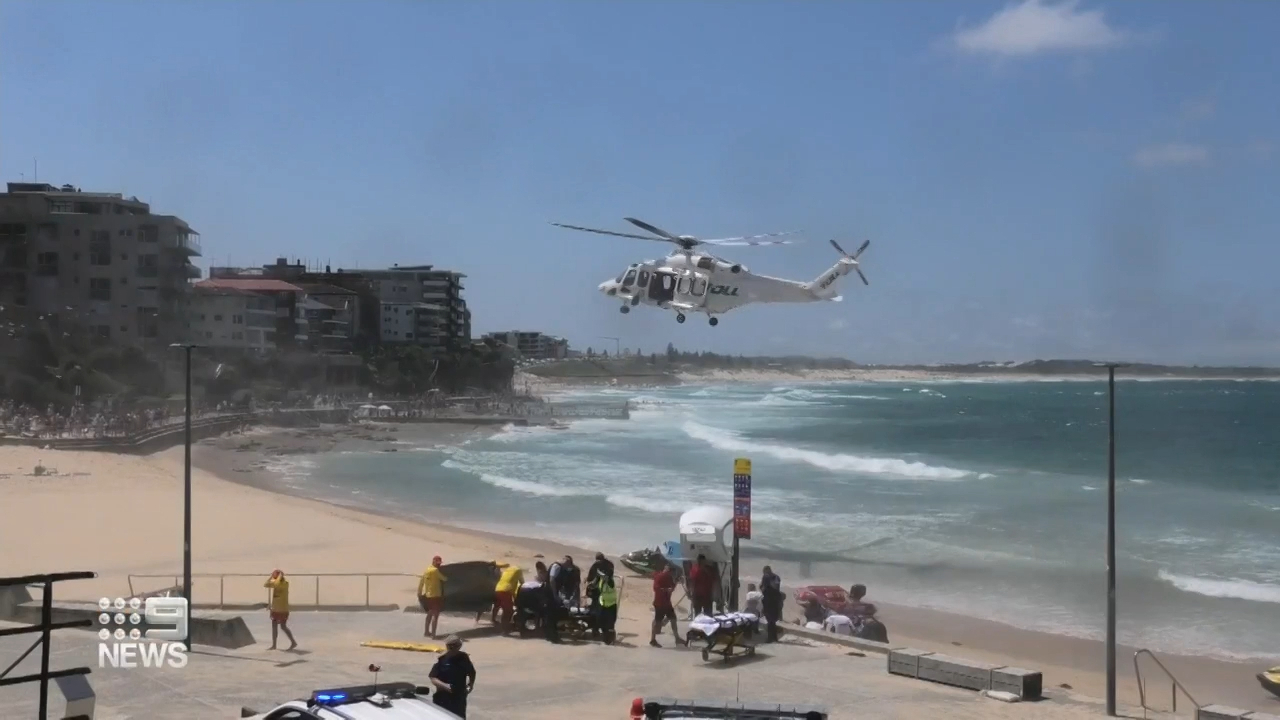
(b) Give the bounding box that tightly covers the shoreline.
[3,427,1275,709]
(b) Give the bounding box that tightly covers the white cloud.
[1131,143,1211,169]
[953,0,1127,57]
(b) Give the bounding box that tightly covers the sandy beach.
[1,428,1271,710]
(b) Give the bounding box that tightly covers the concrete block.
[887,648,933,678]
[917,653,1002,692]
[1199,706,1251,720]
[990,666,1042,700]
[190,615,256,649]
[55,673,95,719]
[1243,712,1280,720]
[0,583,34,614]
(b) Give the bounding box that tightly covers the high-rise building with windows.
[0,182,202,343]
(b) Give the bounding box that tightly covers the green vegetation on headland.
[525,348,1280,380]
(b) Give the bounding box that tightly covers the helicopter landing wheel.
[676,313,686,324]
[620,305,630,314]
[708,317,719,327]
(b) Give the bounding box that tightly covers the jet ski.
[619,547,673,577]
[1259,666,1280,699]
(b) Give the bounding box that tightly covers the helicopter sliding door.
[650,271,676,303]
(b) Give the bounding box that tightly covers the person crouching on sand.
[264,570,297,650]
[420,555,447,639]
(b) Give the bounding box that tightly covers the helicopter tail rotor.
[830,239,870,285]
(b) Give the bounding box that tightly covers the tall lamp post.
[599,336,621,356]
[1096,362,1125,716]
[169,343,205,652]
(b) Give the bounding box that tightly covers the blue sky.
[3,0,1277,365]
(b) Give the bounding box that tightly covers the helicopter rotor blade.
[549,222,666,242]
[702,231,799,246]
[624,217,683,242]
[856,267,869,286]
[853,239,870,259]
[830,239,848,256]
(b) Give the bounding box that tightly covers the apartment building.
[365,265,471,350]
[211,259,377,351]
[186,284,277,351]
[481,330,569,360]
[193,278,304,350]
[0,182,202,343]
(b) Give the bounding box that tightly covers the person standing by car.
[263,570,297,651]
[428,635,476,718]
[761,565,783,642]
[419,556,447,639]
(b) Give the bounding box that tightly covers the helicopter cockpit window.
[696,256,715,271]
[691,277,707,296]
[622,269,637,287]
[638,270,650,287]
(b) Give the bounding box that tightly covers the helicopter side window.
[622,269,637,287]
[691,277,707,296]
[676,276,691,295]
[638,270,650,287]
[696,256,715,271]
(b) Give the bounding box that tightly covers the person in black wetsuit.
[428,635,476,718]
[543,560,564,643]
[761,565,784,643]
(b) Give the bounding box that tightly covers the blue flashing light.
[316,694,332,702]
[314,691,348,704]
[333,693,348,701]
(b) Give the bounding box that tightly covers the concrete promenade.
[0,611,1156,720]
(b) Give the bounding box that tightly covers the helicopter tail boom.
[805,239,869,300]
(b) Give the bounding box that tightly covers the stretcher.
[685,611,760,663]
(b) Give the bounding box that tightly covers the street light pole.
[1098,361,1123,716]
[599,336,621,356]
[169,343,204,652]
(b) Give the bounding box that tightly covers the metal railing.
[1133,648,1200,717]
[0,571,96,720]
[127,572,419,609]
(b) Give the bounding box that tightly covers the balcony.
[183,263,201,279]
[164,231,202,257]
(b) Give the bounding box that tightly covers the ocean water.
[274,379,1280,661]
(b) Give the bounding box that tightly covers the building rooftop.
[296,282,358,296]
[197,278,303,293]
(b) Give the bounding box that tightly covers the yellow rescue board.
[360,640,444,653]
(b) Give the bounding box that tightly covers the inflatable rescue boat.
[1259,666,1280,699]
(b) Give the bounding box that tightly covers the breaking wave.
[680,421,982,481]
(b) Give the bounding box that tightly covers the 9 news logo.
[95,596,189,669]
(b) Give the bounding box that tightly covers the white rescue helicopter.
[550,217,870,326]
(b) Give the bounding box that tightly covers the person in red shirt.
[649,565,687,648]
[688,554,717,617]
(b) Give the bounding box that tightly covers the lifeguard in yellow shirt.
[419,556,447,638]
[493,563,524,630]
[264,570,297,651]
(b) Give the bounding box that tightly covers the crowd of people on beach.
[0,399,179,439]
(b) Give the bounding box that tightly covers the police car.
[240,682,462,720]
[629,697,828,720]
